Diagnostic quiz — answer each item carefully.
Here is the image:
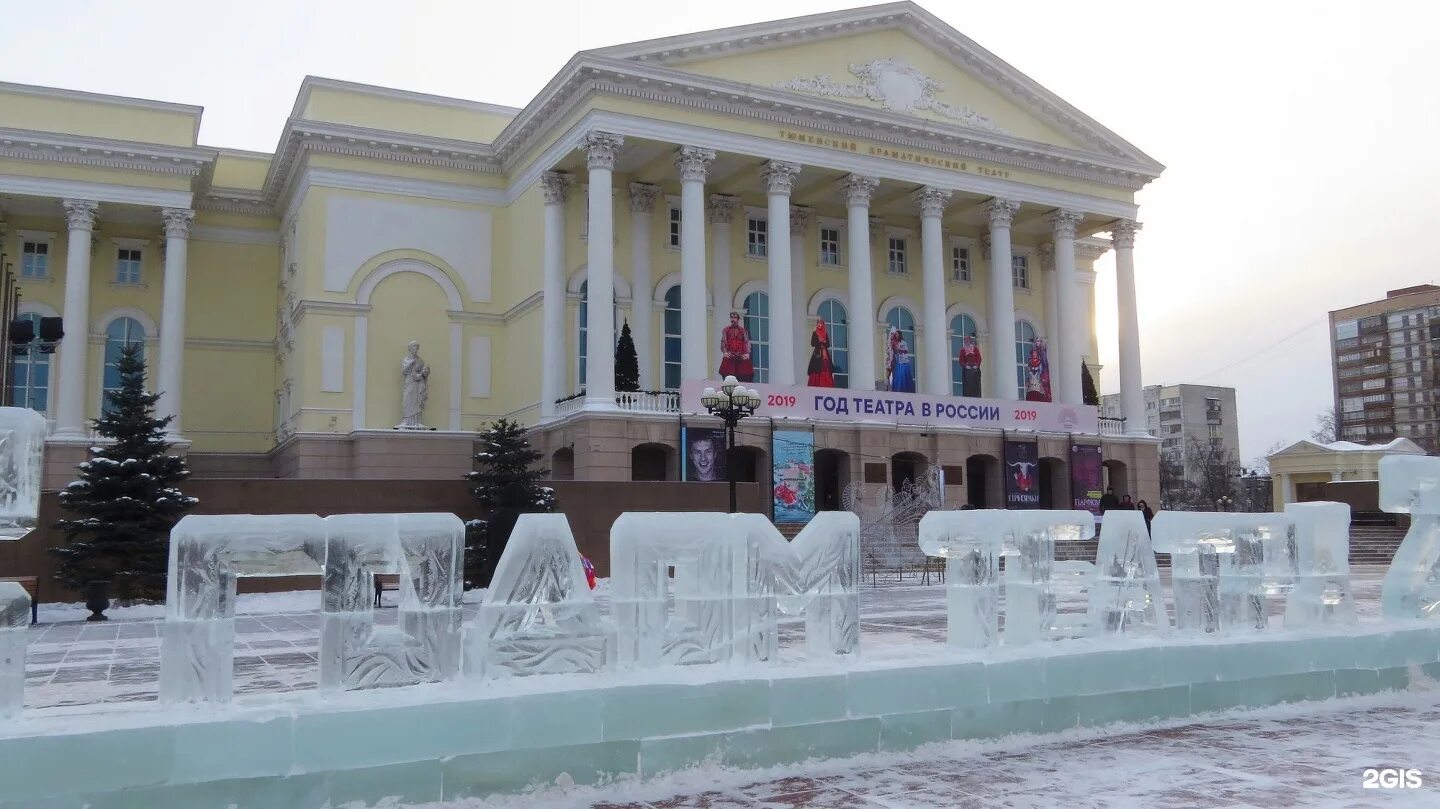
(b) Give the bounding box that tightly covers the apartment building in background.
[1329,285,1440,453]
[1103,383,1241,483]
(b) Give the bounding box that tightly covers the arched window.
[743,291,770,383]
[1015,319,1038,399]
[8,313,50,412]
[577,280,618,388]
[663,285,682,390]
[103,316,146,410]
[948,313,979,396]
[884,306,916,388]
[816,299,849,389]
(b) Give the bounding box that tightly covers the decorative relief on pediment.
[773,58,1007,135]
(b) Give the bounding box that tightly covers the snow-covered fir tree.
[51,343,197,602]
[464,418,555,587]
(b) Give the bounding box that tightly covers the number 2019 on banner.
[767,394,799,408]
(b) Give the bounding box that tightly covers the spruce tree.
[52,343,197,602]
[615,320,640,393]
[464,418,555,587]
[1081,361,1100,407]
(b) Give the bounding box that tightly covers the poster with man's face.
[683,427,728,482]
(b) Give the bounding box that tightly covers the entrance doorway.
[814,449,849,511]
[1038,457,1066,509]
[891,452,927,493]
[966,454,999,508]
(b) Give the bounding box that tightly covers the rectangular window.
[21,242,49,279]
[668,206,681,248]
[887,237,907,274]
[1012,254,1029,289]
[115,248,142,284]
[819,227,841,266]
[1334,319,1359,341]
[951,245,970,282]
[747,217,768,257]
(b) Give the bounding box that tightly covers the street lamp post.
[701,375,761,513]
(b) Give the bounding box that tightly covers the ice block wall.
[0,407,46,541]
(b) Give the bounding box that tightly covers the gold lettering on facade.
[777,129,1011,181]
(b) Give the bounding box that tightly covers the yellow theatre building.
[0,2,1161,511]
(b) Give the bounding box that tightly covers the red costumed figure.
[718,311,755,382]
[958,334,982,398]
[807,318,836,387]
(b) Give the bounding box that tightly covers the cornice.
[0,81,204,140]
[0,127,214,177]
[189,224,280,246]
[196,187,272,216]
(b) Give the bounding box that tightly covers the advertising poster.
[682,426,727,483]
[772,428,816,523]
[1071,444,1104,515]
[1003,439,1040,509]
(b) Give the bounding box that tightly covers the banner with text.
[1071,444,1104,515]
[772,428,816,524]
[1004,440,1040,509]
[680,380,1098,433]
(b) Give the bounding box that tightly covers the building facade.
[1102,384,1240,494]
[0,2,1161,508]
[1330,285,1440,453]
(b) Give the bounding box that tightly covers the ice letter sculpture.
[467,513,613,678]
[779,511,860,657]
[1284,502,1356,627]
[1379,455,1440,618]
[919,510,1005,648]
[0,407,45,541]
[320,513,463,692]
[1153,512,1228,633]
[160,514,325,703]
[1004,511,1095,645]
[1087,510,1167,635]
[0,581,30,718]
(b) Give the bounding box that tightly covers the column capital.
[581,132,624,171]
[1049,208,1084,240]
[840,174,880,207]
[1037,241,1056,272]
[986,198,1021,229]
[1112,219,1142,249]
[1075,241,1111,263]
[761,160,802,195]
[674,146,716,182]
[628,182,661,214]
[63,199,99,232]
[541,171,573,205]
[707,194,741,225]
[161,208,194,239]
[789,205,813,235]
[914,186,952,218]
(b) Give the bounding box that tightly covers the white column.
[1114,220,1147,436]
[985,199,1021,401]
[842,176,879,391]
[157,208,194,438]
[1051,209,1085,405]
[539,171,571,419]
[790,205,813,382]
[708,195,739,369]
[917,186,952,396]
[763,161,802,385]
[1040,244,1063,402]
[54,199,98,438]
[676,146,714,383]
[582,132,623,410]
[627,182,660,389]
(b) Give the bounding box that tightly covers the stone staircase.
[1349,519,1407,566]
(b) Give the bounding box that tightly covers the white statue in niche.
[397,341,431,430]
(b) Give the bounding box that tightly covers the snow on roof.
[1269,437,1426,458]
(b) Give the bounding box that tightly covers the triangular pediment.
[592,2,1162,171]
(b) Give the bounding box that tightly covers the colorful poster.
[772,428,816,523]
[682,427,727,483]
[1004,439,1040,509]
[1071,444,1104,515]
[1024,338,1052,402]
[679,379,1099,434]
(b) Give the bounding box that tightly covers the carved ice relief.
[773,58,1008,134]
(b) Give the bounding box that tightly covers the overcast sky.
[5,0,1438,464]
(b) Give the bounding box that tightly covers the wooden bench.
[0,576,39,624]
[373,573,401,608]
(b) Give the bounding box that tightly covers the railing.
[553,390,680,418]
[1099,416,1127,436]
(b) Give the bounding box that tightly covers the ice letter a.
[1380,455,1440,618]
[319,513,464,692]
[0,407,45,541]
[919,510,1005,648]
[0,581,30,718]
[467,513,613,678]
[1087,510,1167,635]
[160,514,325,703]
[1284,501,1356,627]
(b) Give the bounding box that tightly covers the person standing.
[1138,499,1155,534]
[808,317,836,387]
[718,311,754,382]
[1099,487,1120,513]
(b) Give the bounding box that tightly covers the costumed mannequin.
[718,311,754,382]
[807,317,836,387]
[886,326,916,393]
[958,334,982,398]
[1025,337,1052,402]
